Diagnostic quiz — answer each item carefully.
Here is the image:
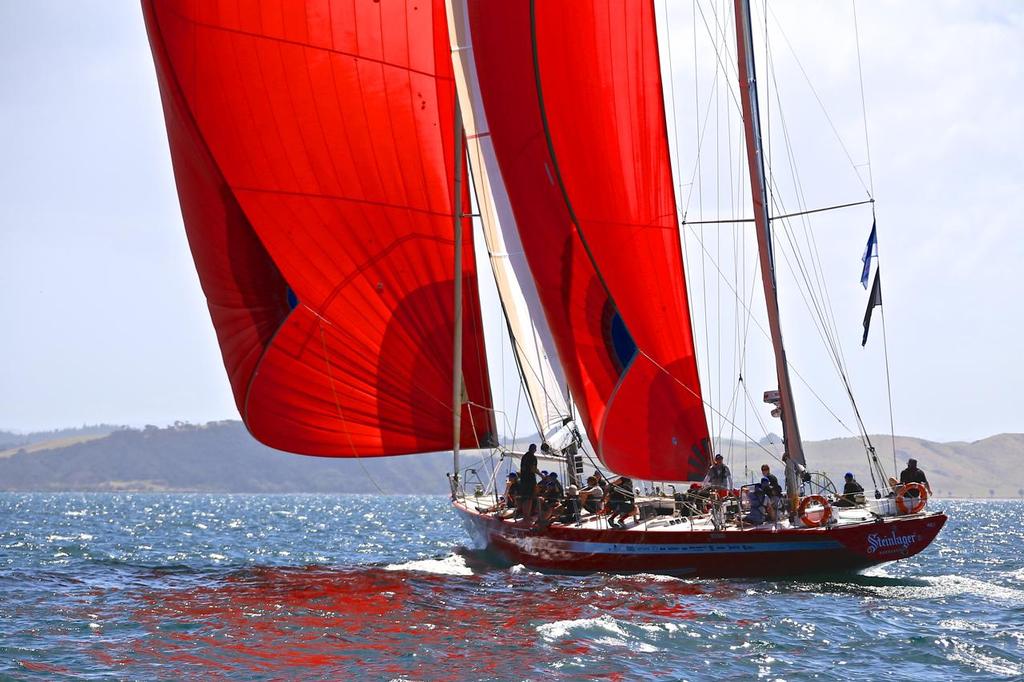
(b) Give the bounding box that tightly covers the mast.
[732,0,806,466]
[452,99,466,481]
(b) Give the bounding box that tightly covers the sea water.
[0,494,1021,680]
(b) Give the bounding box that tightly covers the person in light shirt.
[579,476,604,514]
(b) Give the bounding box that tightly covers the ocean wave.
[537,616,659,652]
[383,554,473,576]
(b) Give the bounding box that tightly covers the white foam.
[1006,567,1024,584]
[537,614,660,652]
[922,575,1024,605]
[939,636,1023,677]
[937,619,997,633]
[45,534,93,542]
[384,554,473,576]
[509,563,541,576]
[629,572,685,583]
[860,564,893,579]
[538,615,626,640]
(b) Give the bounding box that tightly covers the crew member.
[703,454,733,490]
[606,476,635,528]
[760,464,782,496]
[743,478,770,525]
[519,444,539,519]
[835,472,864,508]
[899,458,931,495]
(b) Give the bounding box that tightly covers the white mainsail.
[445,0,573,445]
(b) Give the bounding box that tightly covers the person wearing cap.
[835,472,864,508]
[544,472,564,501]
[534,474,570,528]
[898,458,931,496]
[703,454,733,491]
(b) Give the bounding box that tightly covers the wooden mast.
[452,99,466,484]
[732,0,806,467]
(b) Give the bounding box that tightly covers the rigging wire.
[315,321,388,496]
[853,1,898,475]
[764,49,853,383]
[764,3,872,199]
[693,0,716,447]
[639,348,782,463]
[673,1,885,477]
[852,0,876,198]
[681,221,857,436]
[752,3,894,488]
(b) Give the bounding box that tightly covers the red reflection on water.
[83,564,735,678]
[20,661,73,674]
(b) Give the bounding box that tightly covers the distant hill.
[0,421,1020,497]
[729,434,1024,499]
[0,424,121,454]
[0,422,464,494]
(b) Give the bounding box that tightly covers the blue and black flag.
[862,270,882,346]
[861,220,877,288]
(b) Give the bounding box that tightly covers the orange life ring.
[896,482,928,514]
[798,495,832,528]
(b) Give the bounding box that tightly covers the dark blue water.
[0,495,1021,680]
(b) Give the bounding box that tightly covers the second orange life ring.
[798,495,833,528]
[896,482,928,514]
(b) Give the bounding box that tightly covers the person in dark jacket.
[835,472,864,507]
[518,444,539,519]
[606,476,635,528]
[899,459,931,495]
[760,464,782,497]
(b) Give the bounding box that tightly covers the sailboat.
[143,0,945,578]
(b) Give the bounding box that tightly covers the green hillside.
[0,421,1020,497]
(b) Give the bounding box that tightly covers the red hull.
[454,502,947,578]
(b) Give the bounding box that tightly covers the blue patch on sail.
[286,287,299,310]
[608,310,637,372]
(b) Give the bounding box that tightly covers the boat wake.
[920,574,1024,605]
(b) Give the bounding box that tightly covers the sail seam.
[527,0,628,318]
[157,5,454,83]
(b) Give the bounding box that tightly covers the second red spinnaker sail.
[467,0,710,480]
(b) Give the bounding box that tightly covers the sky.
[1,1,1022,444]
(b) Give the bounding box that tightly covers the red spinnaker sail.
[467,1,710,480]
[144,0,495,457]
